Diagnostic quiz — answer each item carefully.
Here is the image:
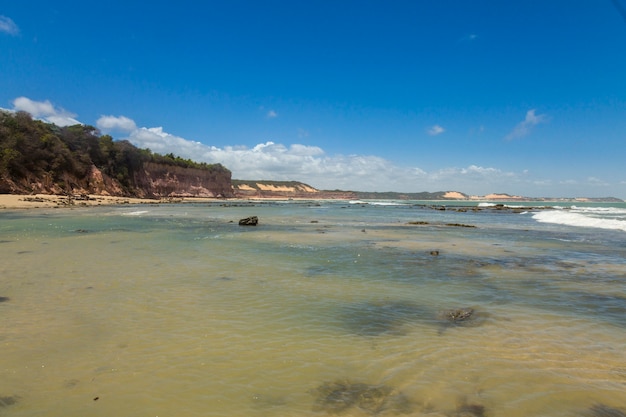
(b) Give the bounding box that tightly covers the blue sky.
[1,1,626,198]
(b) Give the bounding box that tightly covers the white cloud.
[0,16,19,36]
[12,97,81,126]
[97,115,137,133]
[428,125,445,136]
[118,122,524,193]
[505,109,548,140]
[267,110,278,118]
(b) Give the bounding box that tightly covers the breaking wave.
[532,206,626,232]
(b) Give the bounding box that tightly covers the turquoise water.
[1,201,625,416]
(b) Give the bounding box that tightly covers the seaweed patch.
[311,380,413,415]
[437,307,488,334]
[587,403,626,417]
[0,395,20,407]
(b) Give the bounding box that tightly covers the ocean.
[1,200,625,417]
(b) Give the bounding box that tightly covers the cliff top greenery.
[0,110,229,193]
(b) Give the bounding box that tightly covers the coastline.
[1,192,623,210]
[0,193,343,209]
[0,194,206,209]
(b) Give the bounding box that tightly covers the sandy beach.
[0,193,221,209]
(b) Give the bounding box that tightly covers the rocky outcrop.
[1,163,234,199]
[238,216,259,226]
[132,162,233,198]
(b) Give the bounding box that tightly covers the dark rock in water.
[312,380,358,414]
[437,308,485,334]
[445,223,476,228]
[441,308,475,323]
[455,401,486,417]
[0,296,9,302]
[0,395,19,407]
[312,380,412,415]
[430,250,440,256]
[588,403,626,417]
[238,216,259,226]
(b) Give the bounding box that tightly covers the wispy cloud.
[505,109,548,140]
[459,33,478,42]
[12,97,81,126]
[427,124,445,136]
[266,110,278,118]
[0,15,19,36]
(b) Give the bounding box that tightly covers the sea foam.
[533,207,626,232]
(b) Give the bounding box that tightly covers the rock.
[588,404,626,417]
[430,250,440,256]
[238,216,259,226]
[311,380,411,415]
[440,308,475,323]
[0,396,19,407]
[454,399,486,417]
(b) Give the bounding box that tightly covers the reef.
[0,395,19,407]
[440,308,475,323]
[238,216,259,226]
[587,403,626,417]
[437,307,485,334]
[312,380,412,415]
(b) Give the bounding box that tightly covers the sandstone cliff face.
[133,162,233,198]
[2,163,234,198]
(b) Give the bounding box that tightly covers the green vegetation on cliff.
[0,110,230,196]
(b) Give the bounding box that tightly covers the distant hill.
[350,190,452,200]
[0,110,233,198]
[232,180,356,199]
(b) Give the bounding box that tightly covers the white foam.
[532,210,626,232]
[348,200,405,206]
[122,210,150,216]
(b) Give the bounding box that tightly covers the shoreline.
[1,193,623,210]
[0,194,192,209]
[0,193,344,210]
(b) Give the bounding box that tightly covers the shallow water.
[1,201,625,417]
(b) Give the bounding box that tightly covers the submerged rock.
[437,307,486,334]
[0,395,19,407]
[453,400,486,417]
[588,403,626,417]
[238,216,259,226]
[312,380,412,415]
[440,308,475,323]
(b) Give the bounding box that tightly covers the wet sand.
[0,194,223,209]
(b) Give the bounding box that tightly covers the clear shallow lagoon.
[1,200,625,417]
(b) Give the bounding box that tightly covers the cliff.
[232,180,352,199]
[133,162,232,198]
[0,110,234,198]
